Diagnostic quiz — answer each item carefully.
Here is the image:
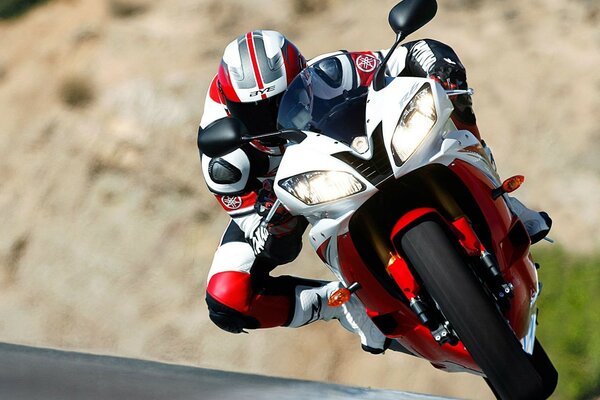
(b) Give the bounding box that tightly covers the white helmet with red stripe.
[217,30,306,153]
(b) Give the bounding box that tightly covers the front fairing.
[275,73,500,222]
[275,72,489,236]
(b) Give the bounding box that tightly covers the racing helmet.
[217,30,306,154]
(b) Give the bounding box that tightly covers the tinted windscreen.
[277,56,368,146]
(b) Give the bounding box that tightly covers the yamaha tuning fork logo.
[356,54,378,72]
[221,196,243,210]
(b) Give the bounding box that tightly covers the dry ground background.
[0,0,599,398]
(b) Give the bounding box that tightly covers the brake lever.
[445,88,475,96]
[260,199,282,228]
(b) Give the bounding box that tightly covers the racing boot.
[507,197,553,244]
[287,281,389,354]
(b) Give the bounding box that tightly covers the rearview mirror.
[388,0,437,36]
[197,117,248,158]
[373,0,438,91]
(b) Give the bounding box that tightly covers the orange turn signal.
[502,175,525,193]
[328,288,352,307]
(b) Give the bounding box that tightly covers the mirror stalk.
[373,33,405,92]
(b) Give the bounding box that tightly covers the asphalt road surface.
[0,342,452,400]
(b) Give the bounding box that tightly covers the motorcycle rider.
[197,30,551,353]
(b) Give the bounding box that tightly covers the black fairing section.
[198,117,248,158]
[348,164,492,297]
[333,123,393,187]
[388,0,437,35]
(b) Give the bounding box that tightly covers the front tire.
[400,219,550,399]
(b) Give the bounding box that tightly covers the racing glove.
[428,64,468,91]
[254,179,299,237]
[429,65,478,130]
[249,181,307,264]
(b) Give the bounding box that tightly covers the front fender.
[390,207,441,242]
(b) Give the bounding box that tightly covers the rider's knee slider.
[206,294,259,333]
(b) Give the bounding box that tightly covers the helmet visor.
[225,93,283,136]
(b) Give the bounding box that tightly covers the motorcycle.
[198,0,558,398]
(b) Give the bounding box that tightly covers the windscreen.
[277,56,368,146]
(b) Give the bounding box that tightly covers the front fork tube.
[387,253,457,346]
[452,217,514,311]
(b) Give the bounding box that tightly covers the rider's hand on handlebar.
[255,180,294,229]
[429,65,468,91]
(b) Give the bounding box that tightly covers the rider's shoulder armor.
[208,157,242,184]
[202,145,273,196]
[308,49,408,88]
[202,148,252,195]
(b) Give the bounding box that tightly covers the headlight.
[391,84,437,165]
[279,171,365,205]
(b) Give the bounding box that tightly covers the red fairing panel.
[449,160,538,338]
[337,233,407,315]
[315,237,331,264]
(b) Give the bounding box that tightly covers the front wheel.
[400,219,553,399]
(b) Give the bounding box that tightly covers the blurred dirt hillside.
[0,0,598,398]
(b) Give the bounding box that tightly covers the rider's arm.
[377,39,466,82]
[199,144,304,265]
[212,188,305,265]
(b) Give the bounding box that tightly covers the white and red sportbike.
[199,0,558,398]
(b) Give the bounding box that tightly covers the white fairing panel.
[273,133,378,220]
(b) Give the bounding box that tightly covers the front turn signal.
[502,175,525,193]
[328,282,361,307]
[492,175,525,199]
[328,288,351,307]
